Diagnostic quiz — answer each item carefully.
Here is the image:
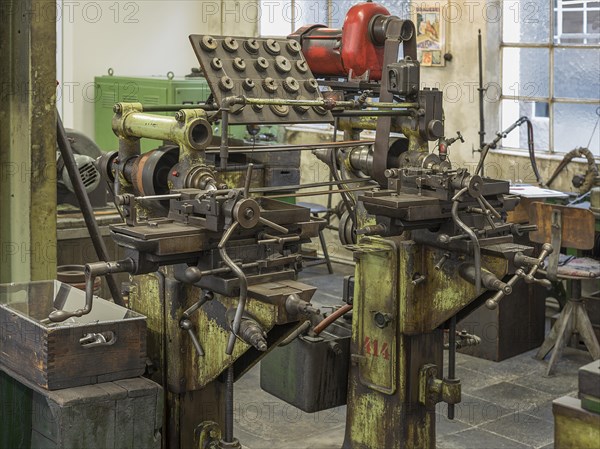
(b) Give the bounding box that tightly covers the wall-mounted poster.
[412,1,447,67]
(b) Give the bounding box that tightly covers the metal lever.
[447,316,457,419]
[243,163,253,197]
[178,290,214,357]
[48,259,135,323]
[180,319,205,356]
[486,243,553,310]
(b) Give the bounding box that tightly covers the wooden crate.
[0,280,146,390]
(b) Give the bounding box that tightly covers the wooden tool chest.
[0,280,146,390]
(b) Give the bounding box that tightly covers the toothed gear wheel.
[275,55,292,73]
[233,57,246,71]
[222,37,239,52]
[304,78,319,93]
[219,75,234,91]
[200,35,217,51]
[244,39,260,54]
[242,78,255,91]
[286,39,301,55]
[256,57,269,71]
[282,77,300,93]
[210,57,223,70]
[270,104,289,117]
[262,77,279,93]
[296,60,308,73]
[264,38,281,55]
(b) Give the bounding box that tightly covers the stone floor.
[234,263,594,449]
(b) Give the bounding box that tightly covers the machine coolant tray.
[0,280,146,390]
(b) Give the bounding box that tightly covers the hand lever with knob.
[485,243,553,310]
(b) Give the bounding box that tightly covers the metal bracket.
[418,364,461,411]
[194,421,222,449]
[548,209,562,281]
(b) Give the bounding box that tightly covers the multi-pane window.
[501,0,600,155]
[259,1,408,35]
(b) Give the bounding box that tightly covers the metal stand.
[535,280,600,376]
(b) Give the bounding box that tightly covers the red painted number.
[363,337,390,361]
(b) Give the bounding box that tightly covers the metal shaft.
[265,186,375,199]
[448,316,457,420]
[478,29,485,156]
[225,366,234,442]
[136,103,217,112]
[249,178,373,194]
[220,108,230,169]
[56,110,124,306]
[206,139,374,154]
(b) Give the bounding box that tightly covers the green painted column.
[0,1,57,446]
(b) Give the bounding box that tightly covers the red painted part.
[341,2,390,80]
[291,2,390,81]
[296,26,346,77]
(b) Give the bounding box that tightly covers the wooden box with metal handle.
[0,280,146,390]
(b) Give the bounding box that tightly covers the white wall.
[57,0,259,136]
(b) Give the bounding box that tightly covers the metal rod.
[56,109,124,306]
[137,104,218,112]
[451,188,481,294]
[206,139,374,153]
[448,315,457,420]
[135,193,182,201]
[332,110,414,117]
[220,108,230,170]
[239,96,418,110]
[265,186,375,199]
[279,320,311,346]
[225,366,234,442]
[500,95,600,105]
[219,222,249,356]
[243,163,253,197]
[249,178,373,194]
[478,29,485,172]
[475,116,527,177]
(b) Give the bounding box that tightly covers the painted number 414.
[363,337,390,360]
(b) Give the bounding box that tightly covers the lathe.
[48,3,553,448]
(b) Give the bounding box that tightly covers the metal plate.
[189,35,333,124]
[529,202,595,250]
[353,238,398,394]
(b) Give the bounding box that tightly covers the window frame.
[500,0,600,154]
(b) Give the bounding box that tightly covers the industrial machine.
[47,3,554,448]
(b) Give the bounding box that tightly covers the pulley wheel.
[338,211,356,245]
[233,198,260,229]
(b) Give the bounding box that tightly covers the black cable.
[523,117,543,185]
[56,109,125,306]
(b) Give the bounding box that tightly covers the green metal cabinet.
[94,74,285,153]
[94,75,211,152]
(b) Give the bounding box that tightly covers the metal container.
[260,321,350,413]
[0,280,146,390]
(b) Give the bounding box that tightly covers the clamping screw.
[373,311,392,328]
[412,273,426,285]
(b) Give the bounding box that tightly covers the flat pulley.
[233,198,261,229]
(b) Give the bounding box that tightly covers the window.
[259,0,408,36]
[501,0,600,155]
